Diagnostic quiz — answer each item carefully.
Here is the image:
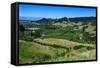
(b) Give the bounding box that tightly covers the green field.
[19,17,96,64]
[19,38,96,64]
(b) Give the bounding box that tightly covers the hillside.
[19,16,96,64]
[19,38,96,64]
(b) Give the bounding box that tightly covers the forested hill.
[69,17,96,23]
[19,17,96,24]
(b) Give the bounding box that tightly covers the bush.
[32,30,42,38]
[23,36,34,41]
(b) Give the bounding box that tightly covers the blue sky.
[19,4,96,18]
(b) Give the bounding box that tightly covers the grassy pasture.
[19,38,96,64]
[19,18,96,64]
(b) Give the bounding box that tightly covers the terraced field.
[19,38,96,64]
[34,38,95,49]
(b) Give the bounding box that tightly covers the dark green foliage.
[32,54,52,63]
[82,25,88,33]
[19,24,25,32]
[69,17,96,22]
[32,30,42,38]
[45,25,59,29]
[24,36,34,41]
[82,32,96,43]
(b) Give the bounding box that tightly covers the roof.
[25,28,40,31]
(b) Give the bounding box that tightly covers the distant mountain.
[36,18,55,24]
[19,16,42,21]
[55,17,68,23]
[19,17,96,24]
[69,17,96,23]
[35,17,96,24]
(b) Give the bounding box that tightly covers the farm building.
[24,28,40,36]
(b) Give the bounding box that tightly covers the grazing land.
[19,17,96,64]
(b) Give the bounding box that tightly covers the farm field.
[19,38,96,64]
[18,4,96,64]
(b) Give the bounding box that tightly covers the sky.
[19,4,96,18]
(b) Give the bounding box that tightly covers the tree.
[33,30,42,38]
[19,24,25,32]
[82,25,88,33]
[19,24,25,36]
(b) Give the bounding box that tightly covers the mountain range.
[19,17,96,24]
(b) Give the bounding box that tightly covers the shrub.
[23,36,34,41]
